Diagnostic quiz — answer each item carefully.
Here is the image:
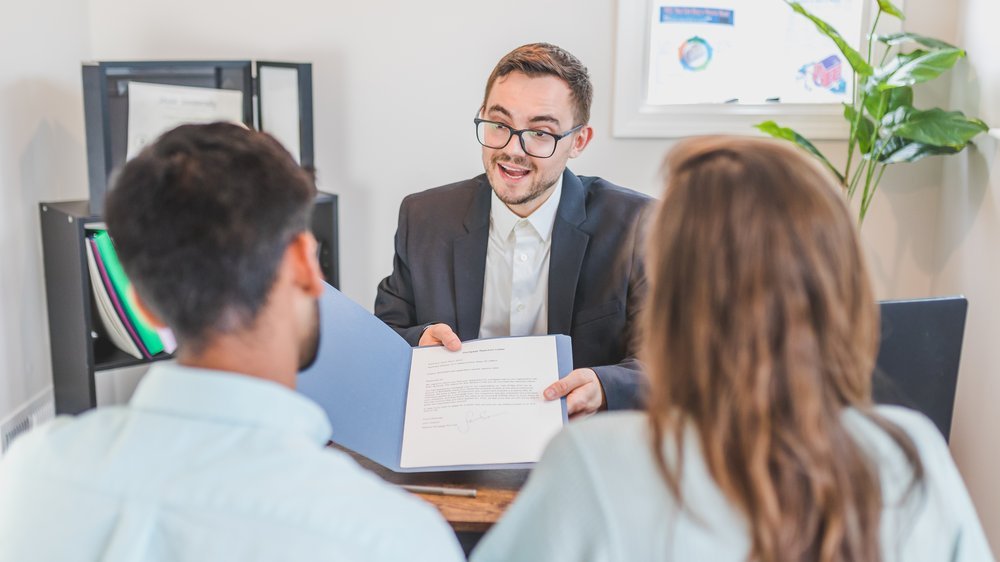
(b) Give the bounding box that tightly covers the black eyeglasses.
[474,118,584,159]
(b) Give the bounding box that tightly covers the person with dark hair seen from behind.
[375,43,653,418]
[472,136,994,562]
[0,123,464,562]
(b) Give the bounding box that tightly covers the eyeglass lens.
[476,121,556,158]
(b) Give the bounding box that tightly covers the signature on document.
[456,409,508,433]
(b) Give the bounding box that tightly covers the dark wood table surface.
[336,445,530,532]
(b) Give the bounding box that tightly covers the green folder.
[92,230,164,355]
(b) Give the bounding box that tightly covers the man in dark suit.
[375,43,652,417]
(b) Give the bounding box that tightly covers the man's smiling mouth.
[498,162,531,180]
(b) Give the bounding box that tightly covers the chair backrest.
[872,297,968,442]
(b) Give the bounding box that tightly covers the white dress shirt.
[472,406,995,562]
[0,363,464,562]
[479,175,562,338]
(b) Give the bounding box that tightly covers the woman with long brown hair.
[472,136,992,562]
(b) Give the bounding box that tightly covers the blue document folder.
[297,283,572,472]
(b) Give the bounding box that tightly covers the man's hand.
[418,323,462,351]
[543,368,606,420]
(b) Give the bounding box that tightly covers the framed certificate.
[82,60,314,214]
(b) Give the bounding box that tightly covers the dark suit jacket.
[374,169,654,410]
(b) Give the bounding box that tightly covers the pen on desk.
[401,484,478,498]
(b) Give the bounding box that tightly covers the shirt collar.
[129,362,332,445]
[490,174,563,241]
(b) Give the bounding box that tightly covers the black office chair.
[872,296,968,442]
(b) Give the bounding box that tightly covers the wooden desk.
[340,447,529,532]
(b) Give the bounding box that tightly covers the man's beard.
[297,300,321,371]
[489,155,560,207]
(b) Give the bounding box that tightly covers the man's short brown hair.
[482,43,593,127]
[105,123,316,350]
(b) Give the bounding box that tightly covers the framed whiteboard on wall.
[612,0,894,139]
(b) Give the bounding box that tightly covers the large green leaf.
[844,104,875,154]
[887,86,913,112]
[878,48,966,90]
[862,91,887,121]
[863,85,913,121]
[869,51,926,99]
[786,2,873,75]
[878,32,955,50]
[871,136,961,163]
[755,120,845,183]
[872,49,927,85]
[876,0,905,19]
[882,107,988,148]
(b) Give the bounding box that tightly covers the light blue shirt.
[473,407,994,562]
[0,363,464,562]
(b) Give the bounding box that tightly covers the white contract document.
[400,337,565,468]
[298,285,573,472]
[126,82,244,159]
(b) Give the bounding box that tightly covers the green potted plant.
[756,0,989,225]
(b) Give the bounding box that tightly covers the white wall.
[933,0,1000,551]
[83,0,949,306]
[2,0,994,549]
[0,1,91,423]
[84,0,670,309]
